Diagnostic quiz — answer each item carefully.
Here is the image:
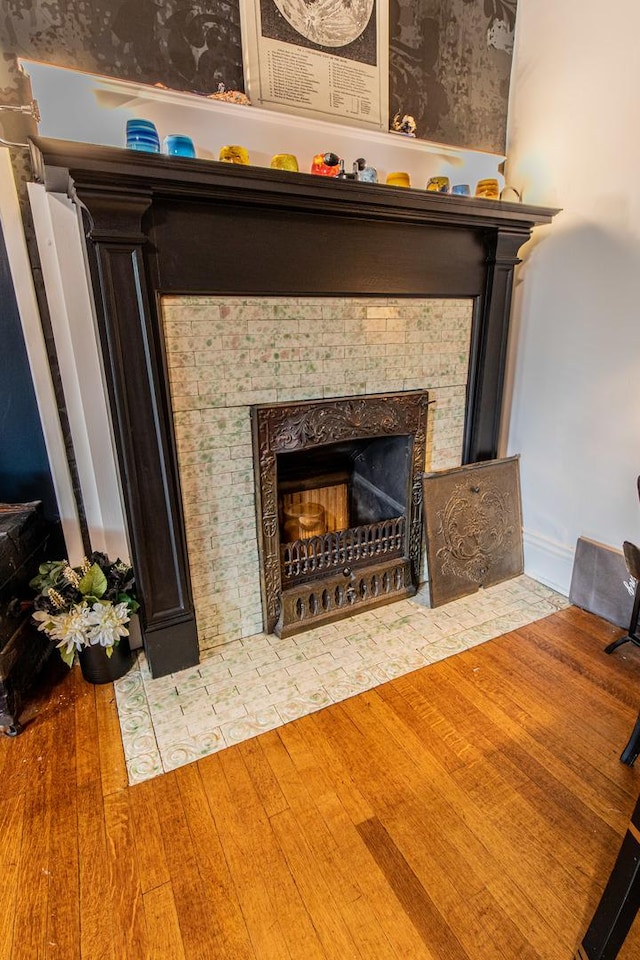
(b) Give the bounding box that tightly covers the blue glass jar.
[126,119,160,153]
[358,165,378,183]
[163,134,196,158]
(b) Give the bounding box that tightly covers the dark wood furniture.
[0,502,59,734]
[573,795,640,960]
[29,137,558,676]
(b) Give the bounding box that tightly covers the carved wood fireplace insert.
[30,137,557,677]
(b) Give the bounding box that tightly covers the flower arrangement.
[30,553,139,667]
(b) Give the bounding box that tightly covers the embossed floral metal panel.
[422,456,523,607]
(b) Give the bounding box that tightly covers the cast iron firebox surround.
[30,137,558,677]
[252,391,429,636]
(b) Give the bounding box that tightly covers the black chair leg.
[573,796,640,959]
[604,585,640,653]
[621,713,640,766]
[604,634,640,655]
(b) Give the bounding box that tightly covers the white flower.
[33,610,55,634]
[87,601,130,649]
[34,602,92,656]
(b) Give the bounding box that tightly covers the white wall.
[504,0,640,593]
[0,148,84,561]
[28,185,130,560]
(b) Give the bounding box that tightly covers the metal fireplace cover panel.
[422,456,523,607]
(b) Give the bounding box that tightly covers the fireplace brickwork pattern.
[161,297,473,653]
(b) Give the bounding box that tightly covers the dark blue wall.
[0,221,58,518]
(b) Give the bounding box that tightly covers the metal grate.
[281,517,406,582]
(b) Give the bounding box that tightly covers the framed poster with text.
[240,0,388,130]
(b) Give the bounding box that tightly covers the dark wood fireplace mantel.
[29,136,558,677]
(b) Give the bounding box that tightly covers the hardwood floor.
[2,605,640,959]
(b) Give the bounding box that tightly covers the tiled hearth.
[115,576,569,785]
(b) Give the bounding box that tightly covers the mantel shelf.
[30,136,559,234]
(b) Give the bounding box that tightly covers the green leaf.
[78,563,107,600]
[59,646,75,669]
[29,560,67,592]
[118,593,139,613]
[106,645,114,658]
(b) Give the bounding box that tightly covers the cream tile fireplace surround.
[29,137,558,678]
[162,295,472,652]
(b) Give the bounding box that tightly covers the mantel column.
[77,186,199,677]
[464,227,531,463]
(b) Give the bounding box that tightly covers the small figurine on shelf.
[336,159,356,180]
[207,82,251,106]
[354,157,378,183]
[386,171,411,187]
[391,112,417,137]
[219,144,250,164]
[426,176,450,193]
[311,152,340,176]
[271,153,299,171]
[475,178,500,199]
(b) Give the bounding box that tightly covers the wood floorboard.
[46,692,81,960]
[142,882,187,960]
[357,816,472,960]
[495,623,639,733]
[175,762,255,960]
[0,796,24,960]
[103,790,148,958]
[128,779,171,895]
[77,778,117,960]
[197,752,294,960]
[443,639,639,816]
[216,746,328,960]
[259,728,397,960]
[391,667,622,865]
[151,771,229,960]
[1,606,639,959]
[10,718,55,960]
[279,720,434,958]
[341,685,573,956]
[94,683,128,797]
[74,672,102,789]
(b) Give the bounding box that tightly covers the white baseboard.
[522,529,574,596]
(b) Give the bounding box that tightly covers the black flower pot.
[78,636,133,685]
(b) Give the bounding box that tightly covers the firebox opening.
[277,435,412,542]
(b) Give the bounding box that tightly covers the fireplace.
[251,391,429,636]
[30,137,558,676]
